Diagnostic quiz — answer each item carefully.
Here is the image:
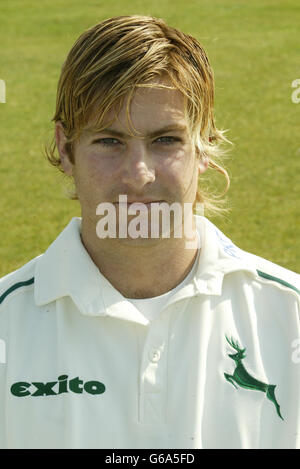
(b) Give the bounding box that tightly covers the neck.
[80,217,199,299]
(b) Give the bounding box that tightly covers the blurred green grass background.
[0,0,299,277]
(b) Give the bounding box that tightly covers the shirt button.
[149,349,161,363]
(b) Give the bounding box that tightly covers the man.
[0,15,299,449]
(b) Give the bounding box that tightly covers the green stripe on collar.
[0,277,35,305]
[257,270,300,295]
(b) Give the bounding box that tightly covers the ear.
[198,153,209,174]
[55,122,74,176]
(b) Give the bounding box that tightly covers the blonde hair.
[45,15,232,216]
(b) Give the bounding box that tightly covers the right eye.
[92,138,121,147]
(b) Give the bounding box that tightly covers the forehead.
[84,76,189,137]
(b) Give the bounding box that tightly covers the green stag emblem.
[224,335,283,421]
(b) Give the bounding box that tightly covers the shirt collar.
[34,218,149,324]
[193,216,258,292]
[34,216,257,323]
[160,216,258,308]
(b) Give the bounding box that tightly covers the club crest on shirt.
[224,335,283,421]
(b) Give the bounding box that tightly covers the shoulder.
[199,216,300,298]
[0,255,41,308]
[241,250,300,297]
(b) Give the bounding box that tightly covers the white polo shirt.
[0,216,299,449]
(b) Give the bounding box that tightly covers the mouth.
[114,200,165,210]
[114,200,164,205]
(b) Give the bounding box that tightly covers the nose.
[121,140,155,191]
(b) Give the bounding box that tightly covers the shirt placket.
[138,311,170,424]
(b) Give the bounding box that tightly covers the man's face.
[57,77,207,243]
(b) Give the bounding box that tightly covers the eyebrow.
[92,124,188,139]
